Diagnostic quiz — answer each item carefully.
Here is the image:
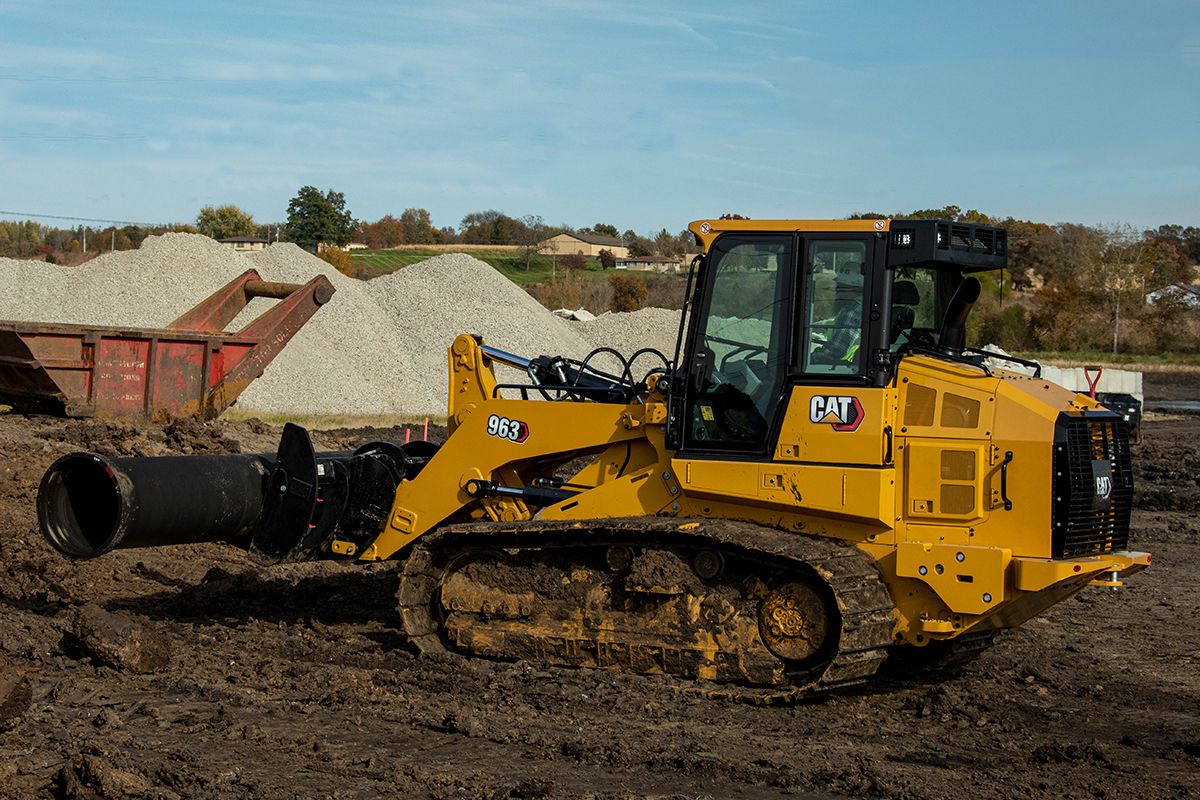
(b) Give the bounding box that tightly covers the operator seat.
[890,280,920,345]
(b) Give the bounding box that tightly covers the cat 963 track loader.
[38,218,1149,698]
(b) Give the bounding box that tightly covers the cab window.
[889,266,960,350]
[799,240,868,375]
[685,236,792,450]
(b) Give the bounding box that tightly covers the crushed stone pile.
[0,235,435,417]
[574,307,683,362]
[241,244,436,416]
[365,253,595,389]
[0,235,633,418]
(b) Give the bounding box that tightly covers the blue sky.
[1,0,1197,233]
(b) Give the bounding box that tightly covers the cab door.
[679,234,795,456]
[775,235,894,467]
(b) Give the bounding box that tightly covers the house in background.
[539,231,629,259]
[1145,283,1200,308]
[218,236,268,253]
[615,255,684,274]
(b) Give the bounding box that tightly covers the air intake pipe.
[938,276,982,353]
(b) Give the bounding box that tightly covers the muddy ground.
[1,387,1198,799]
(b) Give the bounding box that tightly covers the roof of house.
[555,231,625,247]
[616,255,678,263]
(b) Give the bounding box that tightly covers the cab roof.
[688,219,889,251]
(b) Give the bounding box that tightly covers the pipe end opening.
[38,453,124,559]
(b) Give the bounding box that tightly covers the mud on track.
[0,411,1198,799]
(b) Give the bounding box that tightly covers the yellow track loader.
[38,218,1148,698]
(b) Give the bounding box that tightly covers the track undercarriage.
[398,518,897,700]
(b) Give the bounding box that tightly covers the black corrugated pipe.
[38,452,274,559]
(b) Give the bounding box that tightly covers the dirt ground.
[1,385,1199,799]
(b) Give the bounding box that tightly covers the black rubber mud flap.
[250,422,320,563]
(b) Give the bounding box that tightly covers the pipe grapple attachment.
[38,423,436,563]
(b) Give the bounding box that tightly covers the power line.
[0,210,172,227]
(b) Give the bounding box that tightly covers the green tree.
[622,229,654,258]
[196,204,257,240]
[516,214,548,270]
[653,228,683,257]
[460,210,521,244]
[592,222,619,237]
[902,205,992,223]
[284,186,356,252]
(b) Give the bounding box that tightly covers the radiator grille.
[1051,416,1132,557]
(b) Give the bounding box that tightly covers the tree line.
[848,206,1200,354]
[4,192,1198,354]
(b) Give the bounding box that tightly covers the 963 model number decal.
[486,414,530,443]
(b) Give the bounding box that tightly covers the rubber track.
[397,517,897,704]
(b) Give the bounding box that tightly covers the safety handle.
[999,450,1014,511]
[1084,365,1103,399]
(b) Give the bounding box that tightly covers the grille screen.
[1052,417,1132,557]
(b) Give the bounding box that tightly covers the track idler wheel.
[757,581,832,665]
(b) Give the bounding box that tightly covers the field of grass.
[351,248,693,293]
[352,249,614,285]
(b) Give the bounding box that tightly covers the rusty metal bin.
[0,269,335,420]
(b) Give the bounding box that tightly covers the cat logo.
[809,395,864,432]
[1091,460,1113,508]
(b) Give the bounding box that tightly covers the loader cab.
[673,219,1007,457]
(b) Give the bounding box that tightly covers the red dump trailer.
[0,269,334,420]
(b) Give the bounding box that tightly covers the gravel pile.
[0,235,626,418]
[573,307,682,359]
[365,253,595,389]
[0,235,251,328]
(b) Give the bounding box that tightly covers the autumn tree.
[1137,230,1195,289]
[610,273,648,312]
[196,204,257,240]
[1096,223,1157,354]
[284,186,356,253]
[400,208,435,244]
[598,248,616,270]
[0,220,43,257]
[359,215,404,250]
